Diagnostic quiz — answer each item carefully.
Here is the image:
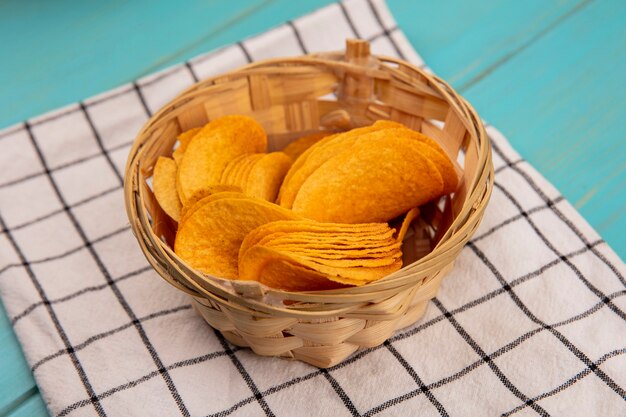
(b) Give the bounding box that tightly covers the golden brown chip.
[174,195,300,279]
[172,146,184,166]
[278,251,400,267]
[400,129,458,193]
[240,245,400,285]
[245,152,292,202]
[219,154,249,186]
[279,121,397,208]
[267,241,402,257]
[238,218,402,290]
[172,127,202,165]
[291,135,445,223]
[177,115,267,204]
[179,186,242,220]
[253,259,348,291]
[396,208,420,242]
[281,132,331,161]
[234,154,264,189]
[177,127,202,152]
[278,133,338,203]
[179,190,250,227]
[153,157,181,222]
[238,221,393,264]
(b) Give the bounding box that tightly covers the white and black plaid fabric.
[1,1,625,416]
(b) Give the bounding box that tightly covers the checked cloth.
[0,0,625,416]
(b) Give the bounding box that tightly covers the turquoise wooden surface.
[0,1,624,415]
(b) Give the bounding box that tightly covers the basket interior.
[126,40,491,305]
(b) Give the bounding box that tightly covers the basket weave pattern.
[124,40,493,368]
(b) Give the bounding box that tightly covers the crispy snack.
[396,207,420,242]
[174,194,299,279]
[153,157,181,222]
[219,154,250,187]
[281,132,331,161]
[250,259,348,291]
[240,245,401,286]
[278,120,400,208]
[172,127,201,165]
[291,134,445,223]
[233,154,263,189]
[238,220,402,290]
[177,115,267,204]
[177,127,201,151]
[179,185,242,220]
[154,118,456,291]
[245,152,292,202]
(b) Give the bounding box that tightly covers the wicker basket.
[124,39,493,368]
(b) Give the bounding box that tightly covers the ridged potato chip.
[240,245,401,284]
[179,186,242,220]
[396,207,420,242]
[179,191,253,229]
[238,220,402,289]
[153,157,181,222]
[281,132,331,161]
[291,135,445,223]
[219,154,249,187]
[235,154,264,189]
[177,115,267,204]
[279,121,400,208]
[174,194,299,278]
[249,258,348,291]
[178,127,201,151]
[172,127,201,165]
[238,220,393,264]
[245,152,292,202]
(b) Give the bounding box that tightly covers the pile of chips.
[151,115,457,291]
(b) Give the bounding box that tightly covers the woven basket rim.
[123,45,494,318]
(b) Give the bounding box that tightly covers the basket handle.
[337,39,379,119]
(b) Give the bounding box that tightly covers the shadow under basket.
[124,39,494,368]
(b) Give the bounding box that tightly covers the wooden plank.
[0,0,336,129]
[0,306,39,417]
[459,0,626,256]
[5,392,47,417]
[388,0,588,88]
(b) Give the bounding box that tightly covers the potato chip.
[267,242,402,257]
[238,221,393,264]
[177,115,267,204]
[252,258,348,291]
[279,121,399,208]
[253,232,397,248]
[281,132,331,161]
[179,185,242,220]
[278,251,400,267]
[172,127,201,165]
[396,207,420,242]
[179,190,251,227]
[400,129,458,193]
[174,195,300,278]
[178,127,201,149]
[153,157,181,222]
[234,154,264,189]
[172,146,184,166]
[240,245,401,284]
[219,154,248,186]
[245,152,292,202]
[291,135,445,223]
[238,218,402,289]
[278,133,338,203]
